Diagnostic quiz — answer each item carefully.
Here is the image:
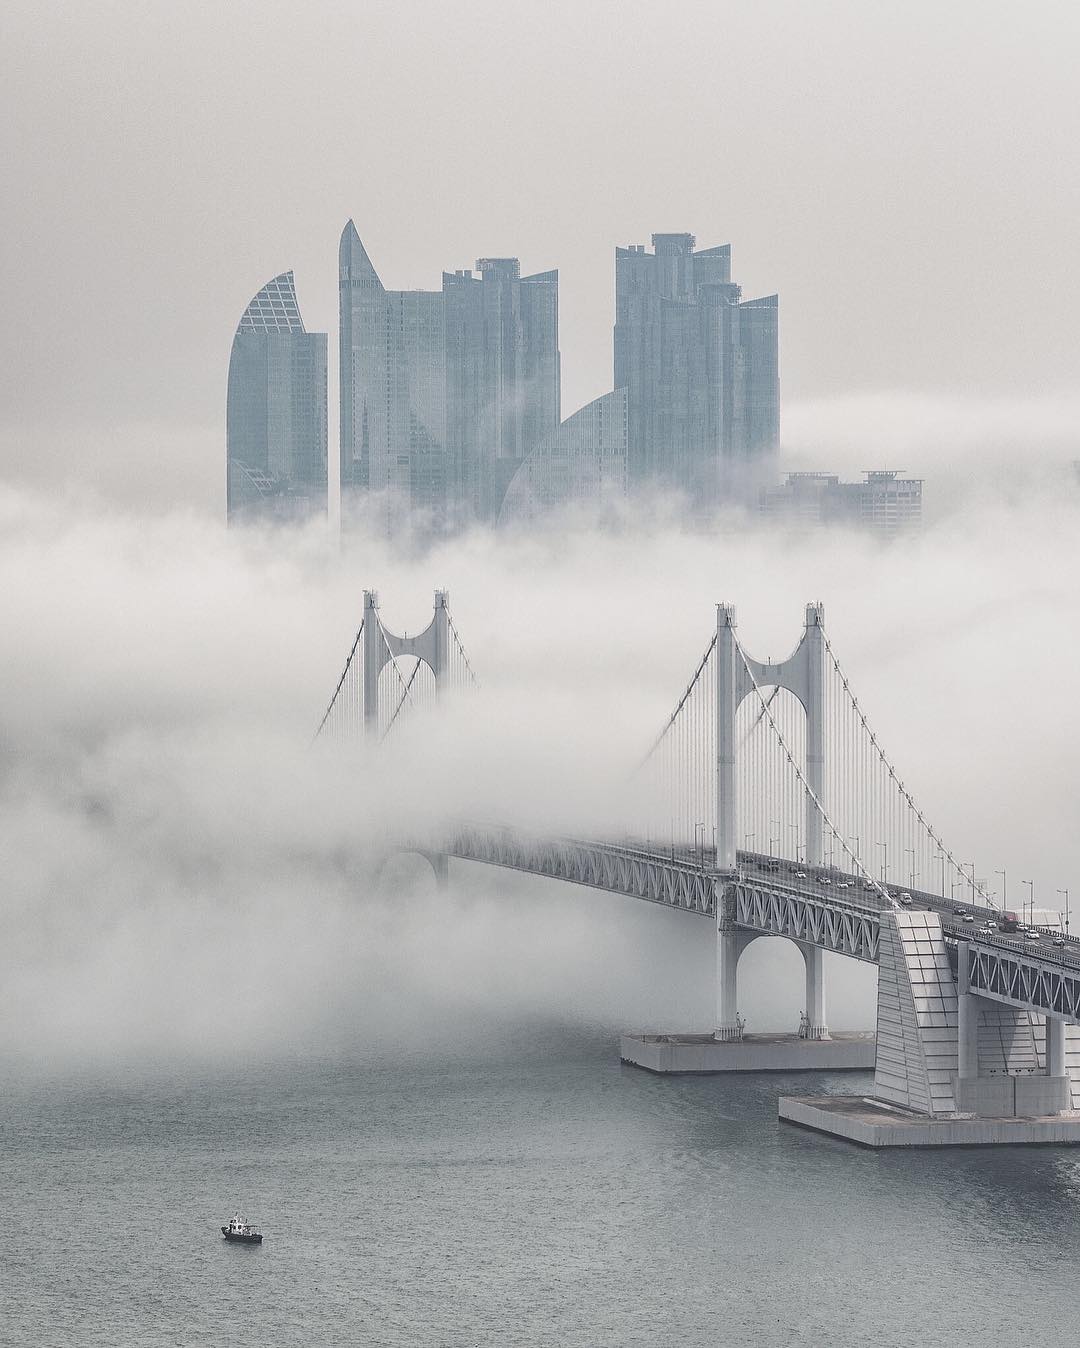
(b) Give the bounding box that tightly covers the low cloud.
[1,431,1078,1065]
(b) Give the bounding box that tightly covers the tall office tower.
[498,389,627,527]
[339,221,560,533]
[613,233,778,501]
[339,221,447,535]
[226,272,328,523]
[443,259,560,524]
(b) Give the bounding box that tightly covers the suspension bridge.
[315,591,1080,1144]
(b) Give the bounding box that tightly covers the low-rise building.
[760,470,922,533]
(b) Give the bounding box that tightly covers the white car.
[1025,931,1040,941]
[962,914,975,924]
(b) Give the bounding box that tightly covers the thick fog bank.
[1,470,1078,1064]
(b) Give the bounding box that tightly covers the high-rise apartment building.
[444,258,560,524]
[614,233,778,500]
[339,221,560,532]
[226,272,327,523]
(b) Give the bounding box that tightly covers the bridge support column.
[432,590,449,695]
[957,993,979,1079]
[957,941,979,1080]
[428,852,449,891]
[716,605,737,872]
[798,942,830,1040]
[362,590,383,739]
[1047,1015,1066,1079]
[714,917,744,1042]
[804,604,825,869]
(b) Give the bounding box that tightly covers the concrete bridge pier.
[798,942,830,1041]
[621,908,873,1073]
[713,922,747,1042]
[426,852,450,891]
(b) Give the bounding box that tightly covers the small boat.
[222,1213,263,1244]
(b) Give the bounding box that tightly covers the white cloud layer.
[3,450,1079,1065]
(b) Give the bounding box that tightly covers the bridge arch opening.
[376,849,447,896]
[732,933,808,1034]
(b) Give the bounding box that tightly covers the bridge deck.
[447,828,1080,1023]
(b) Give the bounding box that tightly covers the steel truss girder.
[731,881,880,963]
[966,944,1080,1025]
[449,827,717,916]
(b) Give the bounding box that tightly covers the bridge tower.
[715,602,829,1042]
[362,589,450,739]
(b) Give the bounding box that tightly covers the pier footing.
[620,1031,876,1074]
[779,1095,1080,1147]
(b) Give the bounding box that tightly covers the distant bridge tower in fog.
[315,589,478,742]
[226,271,328,524]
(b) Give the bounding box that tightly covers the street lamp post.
[695,821,705,868]
[995,869,1006,916]
[789,824,801,864]
[936,851,946,898]
[1022,879,1034,926]
[1058,888,1070,937]
[904,847,916,891]
[965,862,976,908]
[876,841,888,885]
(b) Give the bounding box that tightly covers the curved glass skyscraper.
[226,271,327,523]
[498,389,627,527]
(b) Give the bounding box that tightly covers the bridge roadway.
[447,826,1080,1025]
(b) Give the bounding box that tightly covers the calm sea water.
[3,1029,1079,1347]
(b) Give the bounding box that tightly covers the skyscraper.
[613,233,778,500]
[443,258,560,524]
[339,221,560,533]
[226,272,327,523]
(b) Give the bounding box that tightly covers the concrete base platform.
[620,1031,877,1074]
[780,1095,1080,1147]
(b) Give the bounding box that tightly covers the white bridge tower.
[714,603,829,1043]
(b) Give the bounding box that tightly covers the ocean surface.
[3,1029,1080,1347]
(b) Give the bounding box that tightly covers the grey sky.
[2,0,1079,508]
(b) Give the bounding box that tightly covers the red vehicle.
[999,911,1019,934]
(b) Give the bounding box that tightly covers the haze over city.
[3,3,1080,1345]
